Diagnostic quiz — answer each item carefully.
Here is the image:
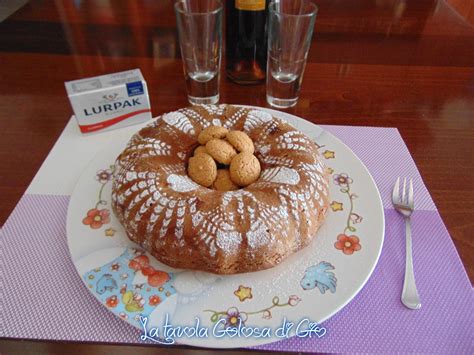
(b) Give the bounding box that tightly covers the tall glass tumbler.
[266,0,317,108]
[175,0,222,105]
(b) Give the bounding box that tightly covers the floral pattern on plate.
[322,148,364,255]
[82,167,114,234]
[204,295,302,325]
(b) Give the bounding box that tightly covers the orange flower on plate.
[334,234,361,255]
[149,295,161,306]
[82,208,110,229]
[105,295,119,308]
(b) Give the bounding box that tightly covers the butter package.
[65,69,152,134]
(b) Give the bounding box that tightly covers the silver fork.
[392,177,421,310]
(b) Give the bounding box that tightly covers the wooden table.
[0,0,473,353]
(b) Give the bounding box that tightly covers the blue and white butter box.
[65,69,152,134]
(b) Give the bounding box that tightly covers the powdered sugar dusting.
[261,167,300,185]
[111,104,329,273]
[216,230,242,254]
[247,220,271,249]
[162,111,196,135]
[244,109,272,132]
[167,174,200,192]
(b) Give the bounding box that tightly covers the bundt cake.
[111,105,330,274]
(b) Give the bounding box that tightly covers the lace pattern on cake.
[112,105,329,264]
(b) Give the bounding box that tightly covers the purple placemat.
[1,126,472,353]
[320,125,436,211]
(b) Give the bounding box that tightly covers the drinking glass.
[174,0,222,105]
[266,0,318,108]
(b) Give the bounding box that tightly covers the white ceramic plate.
[67,106,384,348]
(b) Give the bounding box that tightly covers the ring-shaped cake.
[112,105,330,274]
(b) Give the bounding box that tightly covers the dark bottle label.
[236,0,265,11]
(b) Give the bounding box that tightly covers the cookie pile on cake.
[111,105,330,274]
[188,126,261,190]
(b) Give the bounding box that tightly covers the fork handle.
[401,216,421,309]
